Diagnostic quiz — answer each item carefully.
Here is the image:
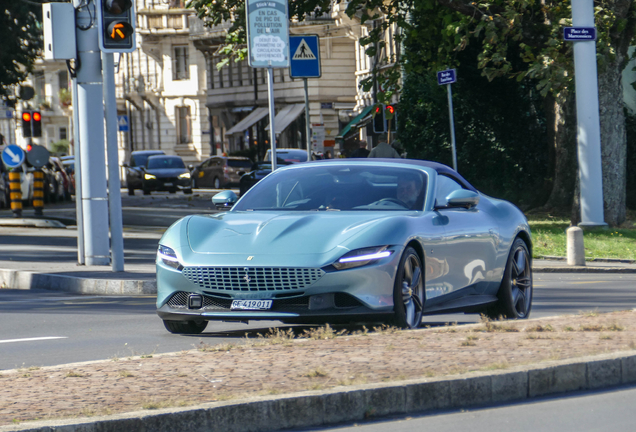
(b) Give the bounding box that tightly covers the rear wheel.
[163,320,208,334]
[485,238,533,319]
[213,177,220,189]
[392,247,424,329]
[143,188,151,195]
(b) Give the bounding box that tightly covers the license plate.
[164,182,173,186]
[230,300,273,311]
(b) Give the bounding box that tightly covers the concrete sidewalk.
[0,219,635,295]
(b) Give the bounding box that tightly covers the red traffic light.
[32,111,41,122]
[386,105,395,114]
[26,144,32,152]
[22,112,31,122]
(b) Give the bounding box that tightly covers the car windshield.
[234,165,427,211]
[133,152,163,167]
[147,157,185,169]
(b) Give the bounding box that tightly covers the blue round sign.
[2,144,26,168]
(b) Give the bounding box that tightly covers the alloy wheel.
[510,246,532,318]
[400,254,424,328]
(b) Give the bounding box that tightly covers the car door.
[127,155,142,188]
[434,175,499,297]
[194,159,211,187]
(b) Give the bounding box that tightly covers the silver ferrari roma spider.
[156,159,532,334]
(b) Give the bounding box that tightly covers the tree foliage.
[0,0,44,99]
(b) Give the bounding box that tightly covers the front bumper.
[143,177,191,191]
[155,249,402,323]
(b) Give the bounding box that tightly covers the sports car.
[156,159,533,334]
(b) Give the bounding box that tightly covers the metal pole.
[447,84,457,171]
[572,0,606,227]
[267,66,277,171]
[102,52,125,272]
[71,67,84,264]
[75,3,110,266]
[303,78,311,161]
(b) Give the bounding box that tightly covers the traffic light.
[97,0,136,53]
[385,104,397,132]
[21,111,32,138]
[32,111,42,137]
[373,104,385,133]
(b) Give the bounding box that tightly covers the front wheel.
[486,238,533,319]
[392,247,424,329]
[163,320,208,334]
[183,188,193,195]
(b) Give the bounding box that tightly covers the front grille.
[181,267,324,292]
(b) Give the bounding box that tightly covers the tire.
[392,247,424,329]
[143,188,151,195]
[183,188,193,195]
[169,189,176,194]
[213,177,220,189]
[191,178,197,189]
[485,238,533,320]
[128,187,135,196]
[163,320,208,334]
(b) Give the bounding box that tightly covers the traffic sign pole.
[267,66,277,171]
[447,84,457,171]
[304,78,311,161]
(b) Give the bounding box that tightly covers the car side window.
[436,175,464,207]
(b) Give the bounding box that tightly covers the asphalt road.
[1,273,635,371]
[306,384,636,432]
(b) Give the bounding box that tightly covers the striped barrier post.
[33,169,44,216]
[8,171,22,218]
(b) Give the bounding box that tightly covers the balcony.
[137,0,193,36]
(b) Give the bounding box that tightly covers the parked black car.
[140,155,192,195]
[190,156,252,189]
[238,149,308,196]
[124,150,165,195]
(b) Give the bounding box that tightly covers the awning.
[335,105,375,140]
[265,104,305,135]
[224,107,269,136]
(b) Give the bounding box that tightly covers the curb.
[2,350,636,432]
[532,266,636,274]
[0,269,156,295]
[0,218,67,228]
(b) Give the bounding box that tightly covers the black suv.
[124,150,165,195]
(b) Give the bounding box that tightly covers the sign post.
[246,0,290,171]
[290,35,321,162]
[437,69,458,171]
[565,1,606,227]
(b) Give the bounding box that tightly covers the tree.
[0,0,44,99]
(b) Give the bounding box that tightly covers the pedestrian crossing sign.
[290,35,321,78]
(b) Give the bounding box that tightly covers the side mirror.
[188,164,194,170]
[212,190,238,210]
[444,189,480,209]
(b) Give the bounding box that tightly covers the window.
[58,70,68,91]
[435,175,464,207]
[176,106,192,144]
[172,46,189,80]
[60,127,67,140]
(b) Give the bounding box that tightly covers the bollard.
[33,169,44,216]
[567,226,586,266]
[8,171,22,218]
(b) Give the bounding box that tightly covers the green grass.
[527,212,636,260]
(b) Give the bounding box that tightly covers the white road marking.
[0,337,67,344]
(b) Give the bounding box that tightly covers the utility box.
[43,3,76,60]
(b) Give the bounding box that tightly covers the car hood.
[145,168,188,177]
[186,211,407,255]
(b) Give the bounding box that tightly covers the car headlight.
[157,244,181,269]
[144,173,156,180]
[332,246,393,270]
[179,172,191,179]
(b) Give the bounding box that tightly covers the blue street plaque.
[2,144,26,168]
[118,115,129,132]
[563,27,596,41]
[246,0,290,68]
[437,69,457,85]
[289,35,321,78]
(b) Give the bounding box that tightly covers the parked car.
[238,149,309,196]
[190,156,252,189]
[156,159,533,334]
[124,150,165,195]
[140,155,192,195]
